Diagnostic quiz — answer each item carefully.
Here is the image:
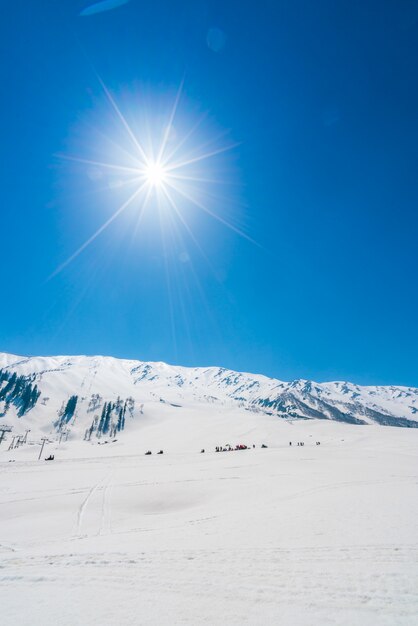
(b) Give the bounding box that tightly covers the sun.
[144,161,167,188]
[51,79,254,279]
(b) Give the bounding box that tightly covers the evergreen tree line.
[0,369,41,417]
[85,396,132,440]
[57,395,78,429]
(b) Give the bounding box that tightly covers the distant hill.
[1,352,417,442]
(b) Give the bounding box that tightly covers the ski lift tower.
[0,425,12,446]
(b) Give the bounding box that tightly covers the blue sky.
[1,1,417,386]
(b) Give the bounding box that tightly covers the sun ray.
[160,111,208,166]
[49,181,147,279]
[162,123,231,168]
[97,76,149,165]
[58,153,142,175]
[160,184,213,265]
[157,193,178,357]
[164,178,260,246]
[164,142,241,172]
[129,182,154,240]
[156,77,185,164]
[164,172,235,186]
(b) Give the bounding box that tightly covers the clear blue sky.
[1,1,417,386]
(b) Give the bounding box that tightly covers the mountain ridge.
[1,352,417,442]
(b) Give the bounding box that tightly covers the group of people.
[144,441,321,456]
[215,444,247,452]
[215,443,268,452]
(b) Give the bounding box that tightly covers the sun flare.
[52,79,255,279]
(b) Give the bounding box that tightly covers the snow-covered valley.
[1,353,418,625]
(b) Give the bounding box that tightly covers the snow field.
[0,416,417,625]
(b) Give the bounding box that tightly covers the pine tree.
[2,373,18,400]
[103,402,113,434]
[98,402,107,435]
[30,385,40,409]
[17,384,32,417]
[88,393,102,413]
[59,395,78,426]
[117,405,125,432]
[126,397,135,418]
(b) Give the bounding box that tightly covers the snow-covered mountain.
[0,352,417,442]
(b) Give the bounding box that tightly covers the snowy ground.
[1,413,418,625]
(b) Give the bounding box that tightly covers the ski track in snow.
[74,473,113,538]
[74,478,104,538]
[0,418,418,625]
[99,473,113,536]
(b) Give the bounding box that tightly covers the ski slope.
[1,413,418,626]
[1,353,418,442]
